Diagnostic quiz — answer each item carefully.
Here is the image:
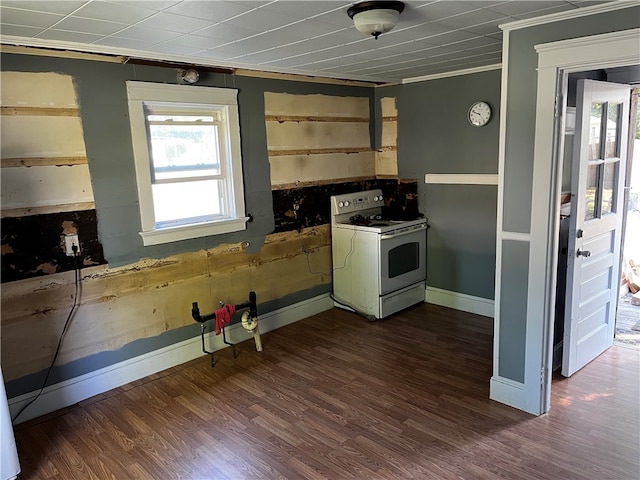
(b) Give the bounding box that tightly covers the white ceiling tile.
[193,49,238,61]
[274,18,347,39]
[0,1,86,15]
[0,24,44,36]
[228,1,272,8]
[460,20,506,37]
[37,29,105,43]
[310,9,354,28]
[107,0,181,9]
[194,22,255,41]
[502,4,580,20]
[295,29,363,50]
[54,16,128,36]
[116,25,182,43]
[437,9,509,30]
[230,50,290,64]
[465,43,502,55]
[449,35,502,49]
[204,42,262,57]
[223,8,300,32]
[461,1,512,9]
[0,7,64,28]
[136,12,215,33]
[570,0,611,5]
[415,1,483,21]
[0,0,612,82]
[388,21,468,43]
[266,1,345,18]
[73,1,158,23]
[258,40,330,62]
[418,29,480,46]
[376,40,440,56]
[169,34,223,50]
[485,1,570,17]
[93,36,155,50]
[149,42,201,55]
[164,0,255,21]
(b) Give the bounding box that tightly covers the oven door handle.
[380,225,427,240]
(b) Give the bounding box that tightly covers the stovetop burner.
[348,213,422,227]
[349,214,385,226]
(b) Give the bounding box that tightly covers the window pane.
[588,103,603,161]
[605,103,620,159]
[148,119,220,181]
[152,180,224,227]
[601,161,618,215]
[585,163,598,221]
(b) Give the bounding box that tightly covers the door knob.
[577,249,591,257]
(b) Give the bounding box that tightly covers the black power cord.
[12,245,81,423]
[298,227,356,276]
[297,228,375,321]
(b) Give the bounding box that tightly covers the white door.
[562,79,631,377]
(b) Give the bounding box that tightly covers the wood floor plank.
[12,303,640,479]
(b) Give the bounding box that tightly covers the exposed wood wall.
[266,92,401,234]
[265,92,375,189]
[377,97,399,177]
[1,72,94,216]
[2,225,330,383]
[1,72,106,281]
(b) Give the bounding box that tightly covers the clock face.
[468,101,492,127]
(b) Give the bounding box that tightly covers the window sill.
[139,217,249,246]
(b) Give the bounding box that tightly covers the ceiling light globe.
[353,9,400,38]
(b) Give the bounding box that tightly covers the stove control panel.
[332,189,384,215]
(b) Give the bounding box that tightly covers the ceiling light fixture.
[347,1,405,40]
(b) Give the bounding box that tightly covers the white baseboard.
[9,293,333,424]
[425,286,494,318]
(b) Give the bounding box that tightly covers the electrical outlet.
[64,234,80,256]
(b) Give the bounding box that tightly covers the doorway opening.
[616,87,640,349]
[553,73,640,373]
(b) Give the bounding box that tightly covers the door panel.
[562,79,631,377]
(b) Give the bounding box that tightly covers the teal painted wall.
[498,7,640,383]
[378,70,501,300]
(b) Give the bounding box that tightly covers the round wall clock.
[468,101,492,127]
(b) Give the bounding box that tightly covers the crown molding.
[500,0,639,32]
[402,63,502,84]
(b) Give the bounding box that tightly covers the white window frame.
[126,81,248,246]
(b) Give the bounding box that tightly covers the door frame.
[531,29,640,414]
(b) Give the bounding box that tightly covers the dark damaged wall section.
[1,210,106,283]
[273,179,420,233]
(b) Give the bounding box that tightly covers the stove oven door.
[378,225,427,294]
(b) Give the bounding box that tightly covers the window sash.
[144,106,226,184]
[126,81,248,246]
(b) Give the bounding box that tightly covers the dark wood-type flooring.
[13,303,640,479]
